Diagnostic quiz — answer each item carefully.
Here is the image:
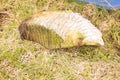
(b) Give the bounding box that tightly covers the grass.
[0,0,120,80]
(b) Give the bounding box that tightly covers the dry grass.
[0,0,120,80]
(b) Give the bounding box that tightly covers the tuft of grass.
[0,0,120,80]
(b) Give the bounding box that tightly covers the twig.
[103,0,116,10]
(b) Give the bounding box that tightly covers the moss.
[25,24,63,49]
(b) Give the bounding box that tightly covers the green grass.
[0,0,120,80]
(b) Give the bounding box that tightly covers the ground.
[0,0,120,80]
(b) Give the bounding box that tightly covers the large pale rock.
[19,11,104,49]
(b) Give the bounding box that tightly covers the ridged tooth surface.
[31,11,103,46]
